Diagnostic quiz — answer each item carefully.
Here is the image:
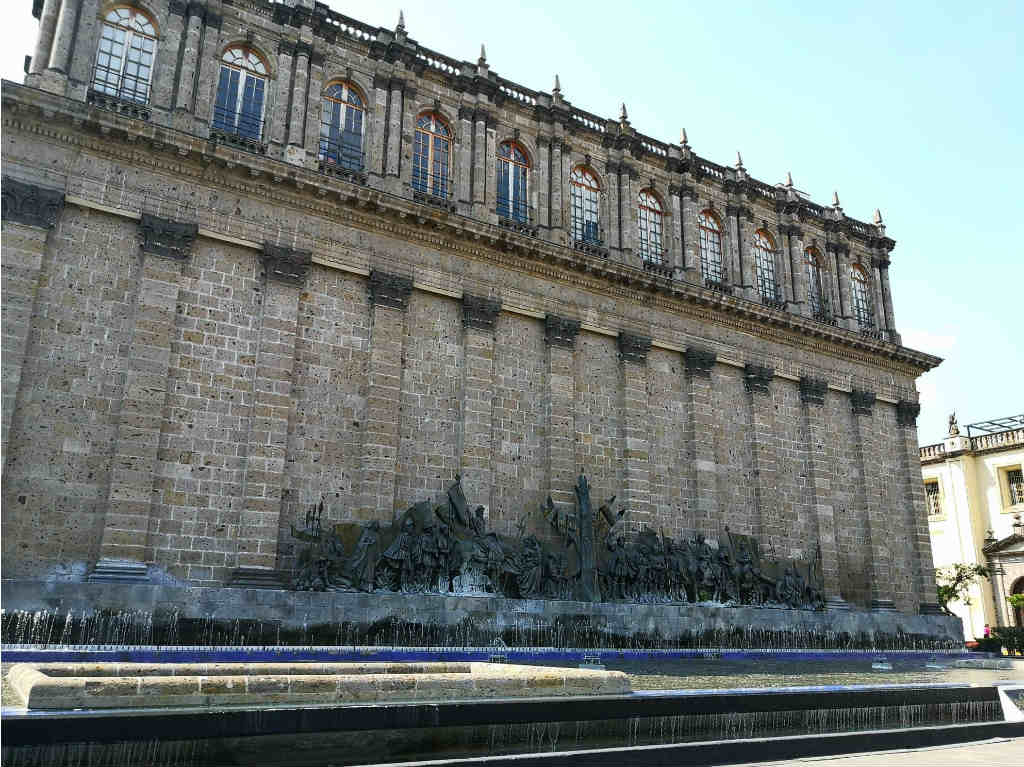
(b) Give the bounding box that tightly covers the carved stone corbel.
[896,400,921,427]
[617,332,651,364]
[851,389,876,415]
[1,177,64,229]
[462,294,501,332]
[369,270,413,310]
[262,242,312,286]
[799,376,828,406]
[139,213,198,261]
[544,314,580,349]
[683,346,716,376]
[744,364,774,394]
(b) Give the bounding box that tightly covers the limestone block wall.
[1,67,939,612]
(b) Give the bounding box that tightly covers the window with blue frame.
[412,113,452,198]
[496,142,529,223]
[212,47,268,141]
[319,82,364,170]
[570,166,601,245]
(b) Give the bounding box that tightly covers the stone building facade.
[922,415,1024,636]
[2,0,942,615]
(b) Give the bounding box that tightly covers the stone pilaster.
[737,209,757,300]
[235,243,309,572]
[837,251,855,331]
[368,74,388,178]
[302,53,325,162]
[360,271,412,519]
[799,376,847,609]
[90,215,198,582]
[1,179,64,460]
[619,165,637,263]
[174,7,204,112]
[472,111,488,217]
[68,0,101,89]
[618,333,652,528]
[483,121,497,221]
[725,206,742,293]
[849,388,894,609]
[152,3,187,111]
[550,140,565,235]
[46,0,78,75]
[878,260,899,344]
[270,41,295,147]
[544,314,579,509]
[192,11,222,125]
[788,228,807,314]
[896,400,941,614]
[680,186,700,283]
[459,294,501,509]
[744,364,776,543]
[287,42,310,155]
[455,106,473,206]
[535,135,550,229]
[776,225,795,305]
[683,347,717,529]
[29,0,60,78]
[384,79,404,181]
[668,186,684,276]
[604,162,620,253]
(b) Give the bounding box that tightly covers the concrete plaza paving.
[740,737,1024,766]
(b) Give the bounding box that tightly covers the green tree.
[935,563,991,616]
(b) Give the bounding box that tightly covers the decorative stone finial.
[620,103,628,123]
[735,150,744,170]
[397,10,405,32]
[874,208,883,225]
[478,44,486,65]
[680,127,689,147]
[553,74,561,95]
[832,190,841,208]
[785,171,793,187]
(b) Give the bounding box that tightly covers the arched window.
[851,264,874,329]
[319,81,364,170]
[570,167,601,245]
[412,113,452,199]
[752,230,778,303]
[637,190,664,264]
[805,248,827,318]
[496,142,529,223]
[92,7,157,104]
[213,46,268,141]
[698,210,725,285]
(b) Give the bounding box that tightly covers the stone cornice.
[1,176,64,229]
[262,243,312,286]
[139,213,198,260]
[462,294,501,332]
[0,83,940,380]
[617,332,652,364]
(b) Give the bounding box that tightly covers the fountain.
[3,475,1018,766]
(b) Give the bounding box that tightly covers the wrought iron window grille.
[317,139,366,184]
[411,171,456,211]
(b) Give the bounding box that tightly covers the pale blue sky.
[2,1,1019,444]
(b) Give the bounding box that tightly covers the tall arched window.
[412,113,452,199]
[213,46,268,141]
[851,264,874,329]
[805,247,827,318]
[698,210,725,285]
[92,7,157,104]
[570,167,601,245]
[637,190,664,264]
[752,230,778,303]
[319,81,364,170]
[496,141,529,223]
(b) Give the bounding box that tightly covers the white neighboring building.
[921,414,1024,639]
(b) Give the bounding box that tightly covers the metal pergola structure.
[966,414,1024,438]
